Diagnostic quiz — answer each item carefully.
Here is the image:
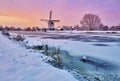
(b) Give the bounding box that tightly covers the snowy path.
[0,33,77,81]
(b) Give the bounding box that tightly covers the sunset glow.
[0,0,120,27]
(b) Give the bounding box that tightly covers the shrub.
[13,35,25,41]
[1,30,10,36]
[32,45,43,50]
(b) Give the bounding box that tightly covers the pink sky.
[0,0,120,28]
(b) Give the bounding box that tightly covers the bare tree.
[80,14,101,30]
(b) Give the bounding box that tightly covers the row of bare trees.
[0,26,41,31]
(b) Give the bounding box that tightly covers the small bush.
[32,45,43,50]
[2,30,10,36]
[13,35,25,41]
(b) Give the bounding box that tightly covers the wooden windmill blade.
[41,19,49,21]
[49,10,52,20]
[51,20,60,22]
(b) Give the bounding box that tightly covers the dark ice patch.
[117,44,120,46]
[93,44,109,46]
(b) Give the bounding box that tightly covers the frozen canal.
[11,31,120,81]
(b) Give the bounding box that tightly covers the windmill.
[41,11,60,30]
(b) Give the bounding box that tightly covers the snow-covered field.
[0,32,78,81]
[3,31,120,81]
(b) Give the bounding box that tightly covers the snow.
[0,32,78,81]
[45,30,120,35]
[15,31,120,65]
[8,31,120,80]
[24,37,43,47]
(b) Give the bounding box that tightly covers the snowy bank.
[0,32,78,81]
